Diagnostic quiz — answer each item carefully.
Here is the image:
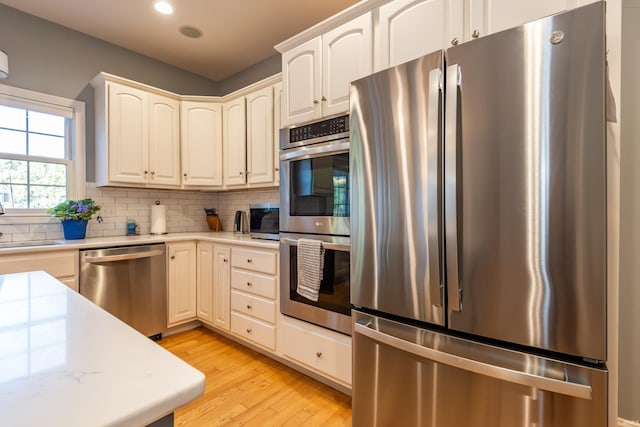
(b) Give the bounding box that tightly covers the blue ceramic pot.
[61,219,88,240]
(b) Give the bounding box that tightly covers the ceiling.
[0,0,360,82]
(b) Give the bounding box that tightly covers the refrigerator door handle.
[427,67,443,307]
[354,320,593,400]
[445,64,462,311]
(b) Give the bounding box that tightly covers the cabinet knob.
[275,167,279,172]
[223,258,228,263]
[247,282,252,287]
[246,171,250,175]
[316,352,322,358]
[247,259,253,263]
[151,171,155,176]
[170,255,175,260]
[239,171,244,175]
[246,304,252,310]
[246,328,252,334]
[313,99,319,105]
[472,30,480,39]
[144,170,148,175]
[321,96,327,102]
[183,173,187,177]
[451,37,459,46]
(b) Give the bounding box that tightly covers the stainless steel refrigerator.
[350,3,611,426]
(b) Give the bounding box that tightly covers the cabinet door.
[181,101,223,187]
[273,82,282,185]
[167,242,197,326]
[282,36,322,126]
[468,0,577,40]
[246,86,274,185]
[213,245,231,331]
[375,0,463,71]
[196,242,214,324]
[107,83,149,184]
[223,97,247,187]
[322,12,373,116]
[148,94,181,187]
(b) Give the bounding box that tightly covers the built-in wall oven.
[279,114,351,335]
[279,114,349,237]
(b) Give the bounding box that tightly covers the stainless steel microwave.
[249,203,279,240]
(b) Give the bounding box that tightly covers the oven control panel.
[289,115,349,143]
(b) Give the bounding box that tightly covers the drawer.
[231,312,276,350]
[281,319,352,385]
[231,247,277,275]
[231,269,277,299]
[231,290,276,323]
[0,250,78,279]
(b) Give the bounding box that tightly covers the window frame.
[0,83,85,220]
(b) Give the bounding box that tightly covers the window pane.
[0,129,27,155]
[30,162,66,186]
[4,184,27,208]
[0,106,27,131]
[0,159,28,184]
[29,134,65,159]
[30,186,66,209]
[29,112,65,137]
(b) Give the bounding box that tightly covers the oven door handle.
[280,142,350,162]
[280,237,350,252]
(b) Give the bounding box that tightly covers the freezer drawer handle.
[83,249,165,263]
[354,321,593,400]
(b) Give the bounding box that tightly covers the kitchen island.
[0,271,205,427]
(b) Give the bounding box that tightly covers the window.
[0,84,85,215]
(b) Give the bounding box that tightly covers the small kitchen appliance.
[233,210,248,234]
[249,203,279,240]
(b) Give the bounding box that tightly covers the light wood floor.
[159,327,352,426]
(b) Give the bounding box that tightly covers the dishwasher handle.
[83,249,165,263]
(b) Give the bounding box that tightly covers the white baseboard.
[619,418,640,427]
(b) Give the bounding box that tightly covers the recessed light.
[154,1,174,15]
[179,25,203,39]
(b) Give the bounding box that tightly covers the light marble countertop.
[0,231,279,255]
[0,271,205,427]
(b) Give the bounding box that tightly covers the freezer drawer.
[352,311,607,427]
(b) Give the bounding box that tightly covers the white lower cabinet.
[280,316,352,386]
[230,247,279,351]
[167,242,197,326]
[0,250,79,291]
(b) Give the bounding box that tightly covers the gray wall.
[619,0,640,422]
[217,54,282,94]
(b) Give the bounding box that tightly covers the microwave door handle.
[445,64,462,312]
[280,142,350,162]
[280,237,350,252]
[427,67,443,308]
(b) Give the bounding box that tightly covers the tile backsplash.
[0,183,280,243]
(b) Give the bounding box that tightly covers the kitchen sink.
[0,240,64,249]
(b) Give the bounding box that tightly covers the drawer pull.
[246,304,252,310]
[246,328,252,334]
[247,282,252,287]
[316,352,322,358]
[247,259,253,263]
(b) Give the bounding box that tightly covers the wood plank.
[159,327,352,426]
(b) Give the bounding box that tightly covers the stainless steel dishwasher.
[79,244,167,339]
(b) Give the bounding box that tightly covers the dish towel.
[296,238,325,302]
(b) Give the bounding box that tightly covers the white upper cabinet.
[467,0,578,40]
[181,101,223,187]
[282,36,322,126]
[246,86,274,185]
[223,97,247,188]
[93,79,182,188]
[322,12,373,117]
[376,0,463,71]
[148,94,181,186]
[281,12,373,125]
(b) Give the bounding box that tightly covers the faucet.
[0,202,4,215]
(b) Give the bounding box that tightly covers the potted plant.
[48,198,102,240]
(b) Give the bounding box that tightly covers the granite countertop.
[0,271,205,427]
[0,231,279,255]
